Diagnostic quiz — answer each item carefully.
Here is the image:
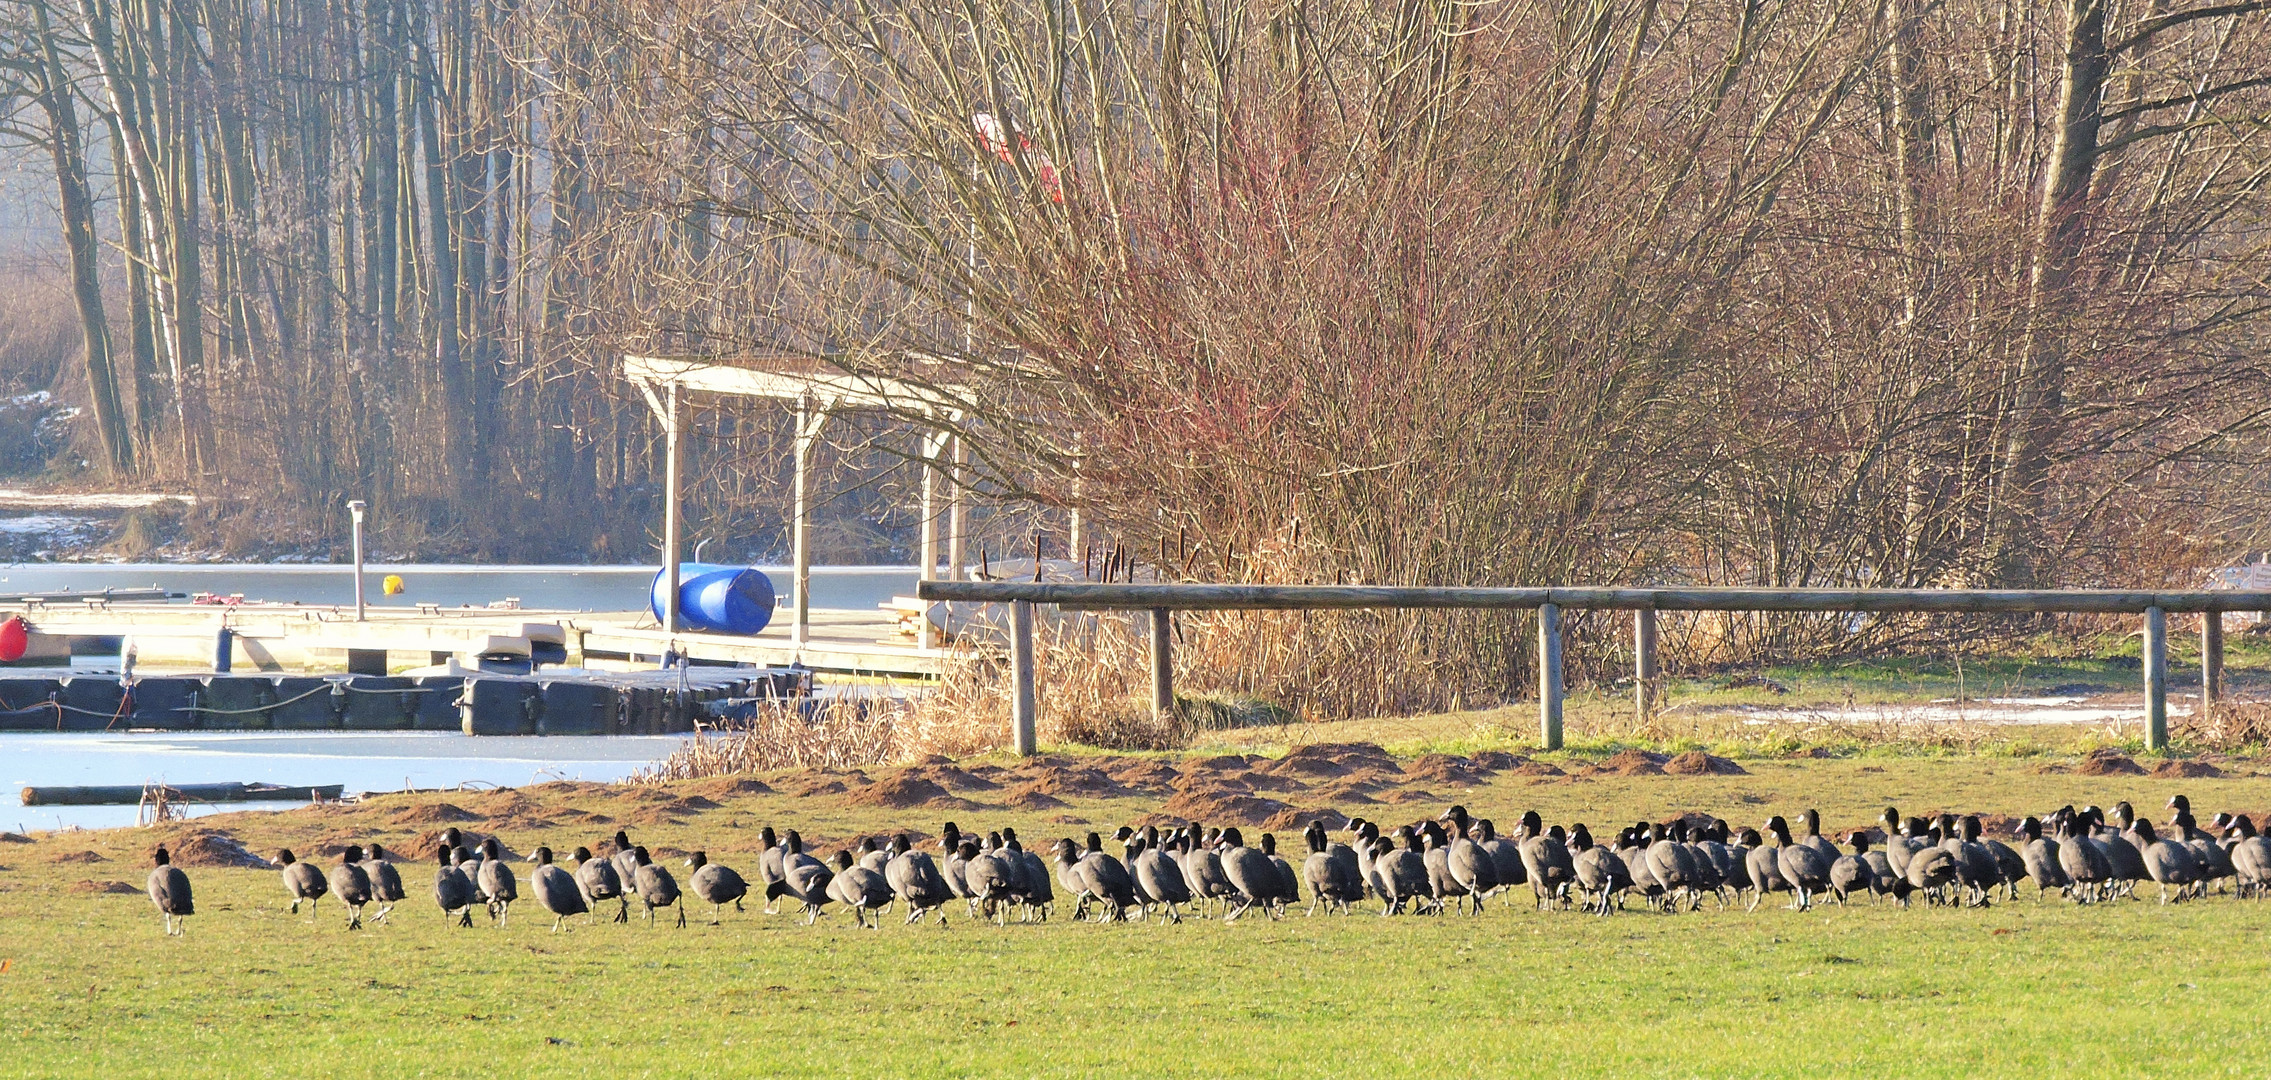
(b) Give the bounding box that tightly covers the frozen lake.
[4,730,688,833]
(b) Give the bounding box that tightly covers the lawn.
[5,749,2271,1078]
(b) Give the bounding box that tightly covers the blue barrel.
[649,564,776,635]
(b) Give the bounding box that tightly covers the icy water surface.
[3,730,688,833]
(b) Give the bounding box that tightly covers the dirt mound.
[793,779,850,797]
[846,774,982,812]
[1470,750,1526,770]
[390,802,481,825]
[1262,807,1351,832]
[1380,789,1441,805]
[1509,762,1566,777]
[672,794,725,810]
[403,828,521,862]
[903,766,1001,792]
[73,880,138,894]
[1,831,35,844]
[1312,781,1379,804]
[1664,751,1748,776]
[1184,753,1257,772]
[2152,759,2224,778]
[2030,762,2071,775]
[1269,742,1399,777]
[1104,760,1183,792]
[49,850,105,864]
[1404,754,1487,786]
[2077,749,2146,776]
[1003,785,1070,810]
[164,831,274,868]
[909,753,956,766]
[1159,789,1294,827]
[1010,766,1128,799]
[1598,750,1667,776]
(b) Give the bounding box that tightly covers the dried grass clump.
[2175,702,2271,752]
[630,696,908,783]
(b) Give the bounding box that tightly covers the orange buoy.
[0,615,26,662]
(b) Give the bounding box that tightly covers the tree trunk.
[34,0,134,474]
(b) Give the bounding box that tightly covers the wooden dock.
[1,600,950,678]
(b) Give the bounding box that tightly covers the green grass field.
[6,750,2271,1077]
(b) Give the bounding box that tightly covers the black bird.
[1372,827,1429,915]
[1302,821,1364,916]
[147,847,192,936]
[1218,828,1281,922]
[574,845,627,924]
[478,837,518,926]
[827,850,894,928]
[2012,817,2070,899]
[531,846,589,932]
[433,846,478,927]
[329,845,374,930]
[632,845,684,927]
[1569,824,1631,916]
[610,830,643,904]
[279,848,327,918]
[361,844,406,924]
[688,851,750,925]
[884,833,953,925]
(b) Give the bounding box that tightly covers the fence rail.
[916,582,2271,754]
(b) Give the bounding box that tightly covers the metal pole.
[2143,605,2167,751]
[1539,602,1563,751]
[792,396,814,647]
[661,382,682,635]
[1634,608,1659,723]
[1012,599,1037,756]
[2202,611,2224,716]
[1150,607,1173,727]
[347,500,367,621]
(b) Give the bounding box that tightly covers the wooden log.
[2202,612,2224,715]
[1539,603,1563,751]
[21,782,343,806]
[2144,606,2167,751]
[917,581,2271,614]
[1011,600,1037,756]
[1634,608,1659,722]
[1150,607,1173,726]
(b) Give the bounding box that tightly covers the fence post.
[1012,599,1037,756]
[1539,603,1563,751]
[2143,606,2167,751]
[1634,608,1659,722]
[2202,611,2223,717]
[1150,608,1174,727]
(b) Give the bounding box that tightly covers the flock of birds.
[139,796,2271,936]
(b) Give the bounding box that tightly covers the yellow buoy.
[382,574,405,596]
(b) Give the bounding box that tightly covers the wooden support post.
[2202,611,2224,716]
[1150,607,1173,726]
[660,381,682,634]
[1539,602,1563,751]
[2143,606,2167,751]
[1634,608,1659,722]
[1011,599,1037,756]
[918,435,939,583]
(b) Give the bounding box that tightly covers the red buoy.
[0,616,25,662]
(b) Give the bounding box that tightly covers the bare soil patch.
[1509,762,1567,777]
[2077,749,2146,776]
[846,773,983,812]
[1380,789,1441,805]
[160,830,273,868]
[1262,806,1350,832]
[1597,750,1668,776]
[1003,785,1070,810]
[2152,760,2224,778]
[48,850,105,864]
[72,879,137,894]
[1404,754,1488,786]
[390,802,481,825]
[1159,789,1294,826]
[1665,751,1749,776]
